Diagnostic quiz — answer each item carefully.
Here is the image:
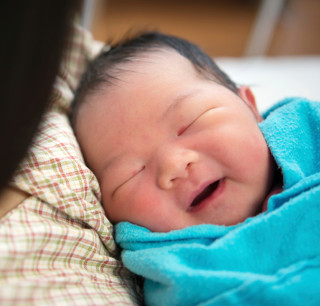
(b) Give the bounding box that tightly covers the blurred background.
[82,0,320,57]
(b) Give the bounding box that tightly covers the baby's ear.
[238,86,263,122]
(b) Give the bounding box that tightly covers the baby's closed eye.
[112,165,146,198]
[177,107,216,136]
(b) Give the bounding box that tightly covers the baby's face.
[76,50,274,232]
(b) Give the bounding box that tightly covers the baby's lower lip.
[187,179,225,213]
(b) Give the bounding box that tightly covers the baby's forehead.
[111,48,219,95]
[80,55,194,117]
[114,48,194,74]
[76,48,207,131]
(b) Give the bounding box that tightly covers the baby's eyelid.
[177,117,197,136]
[111,165,146,198]
[177,108,213,136]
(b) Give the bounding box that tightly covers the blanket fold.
[116,97,320,306]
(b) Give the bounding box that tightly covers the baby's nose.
[156,146,199,190]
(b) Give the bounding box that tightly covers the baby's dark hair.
[71,31,238,124]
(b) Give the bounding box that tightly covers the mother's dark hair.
[0,1,78,191]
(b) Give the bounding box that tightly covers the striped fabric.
[0,26,142,305]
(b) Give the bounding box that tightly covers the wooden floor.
[91,0,320,57]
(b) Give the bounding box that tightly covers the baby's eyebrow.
[160,90,199,121]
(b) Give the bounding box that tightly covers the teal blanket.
[116,98,320,306]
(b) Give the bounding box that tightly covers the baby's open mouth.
[190,180,220,209]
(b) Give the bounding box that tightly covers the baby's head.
[72,32,275,232]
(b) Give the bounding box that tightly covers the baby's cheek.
[231,131,268,176]
[100,185,135,224]
[251,134,271,168]
[134,187,163,215]
[126,186,161,219]
[102,199,119,224]
[243,136,274,191]
[131,187,178,231]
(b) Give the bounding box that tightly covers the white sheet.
[216,56,320,112]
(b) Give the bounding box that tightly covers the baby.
[71,32,320,306]
[72,31,279,232]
